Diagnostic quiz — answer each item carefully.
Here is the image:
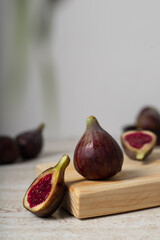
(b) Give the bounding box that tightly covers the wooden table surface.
[0,139,160,240]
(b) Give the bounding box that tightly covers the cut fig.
[23,154,70,217]
[121,130,157,160]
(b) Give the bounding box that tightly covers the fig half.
[121,130,157,160]
[23,154,70,217]
[74,116,124,180]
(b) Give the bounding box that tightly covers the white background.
[1,0,160,140]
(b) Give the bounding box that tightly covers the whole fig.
[136,107,160,132]
[16,123,45,159]
[0,136,19,164]
[123,124,137,132]
[73,116,124,180]
[136,106,160,145]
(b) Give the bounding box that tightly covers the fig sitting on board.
[73,116,124,180]
[121,130,157,161]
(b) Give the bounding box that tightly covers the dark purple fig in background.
[136,106,160,131]
[73,116,124,180]
[23,154,70,217]
[136,106,160,145]
[121,130,157,161]
[123,124,138,132]
[0,136,19,164]
[16,123,45,159]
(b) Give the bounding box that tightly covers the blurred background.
[0,0,160,140]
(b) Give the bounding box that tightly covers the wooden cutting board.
[36,148,160,219]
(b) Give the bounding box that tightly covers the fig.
[73,116,124,180]
[121,130,157,160]
[23,154,70,217]
[0,136,19,164]
[136,106,160,133]
[16,123,45,159]
[136,106,160,145]
[123,124,137,132]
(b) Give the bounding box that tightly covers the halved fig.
[23,154,70,217]
[121,130,157,160]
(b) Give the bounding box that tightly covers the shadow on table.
[46,207,73,220]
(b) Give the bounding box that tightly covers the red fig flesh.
[121,130,157,160]
[27,173,52,208]
[23,154,70,217]
[73,116,124,180]
[122,106,160,145]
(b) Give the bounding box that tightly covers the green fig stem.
[38,123,45,132]
[86,116,101,130]
[55,154,70,172]
[136,152,145,160]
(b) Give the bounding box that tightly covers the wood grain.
[36,148,160,219]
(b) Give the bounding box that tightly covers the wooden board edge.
[69,181,160,219]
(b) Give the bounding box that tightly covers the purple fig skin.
[23,155,70,217]
[26,171,65,218]
[122,144,153,161]
[137,107,160,132]
[123,124,138,132]
[16,124,45,159]
[73,116,124,180]
[0,136,19,164]
[136,107,160,145]
[121,130,157,161]
[25,172,65,218]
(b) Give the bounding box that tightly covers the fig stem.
[38,123,45,132]
[55,154,70,172]
[136,152,145,160]
[86,116,101,129]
